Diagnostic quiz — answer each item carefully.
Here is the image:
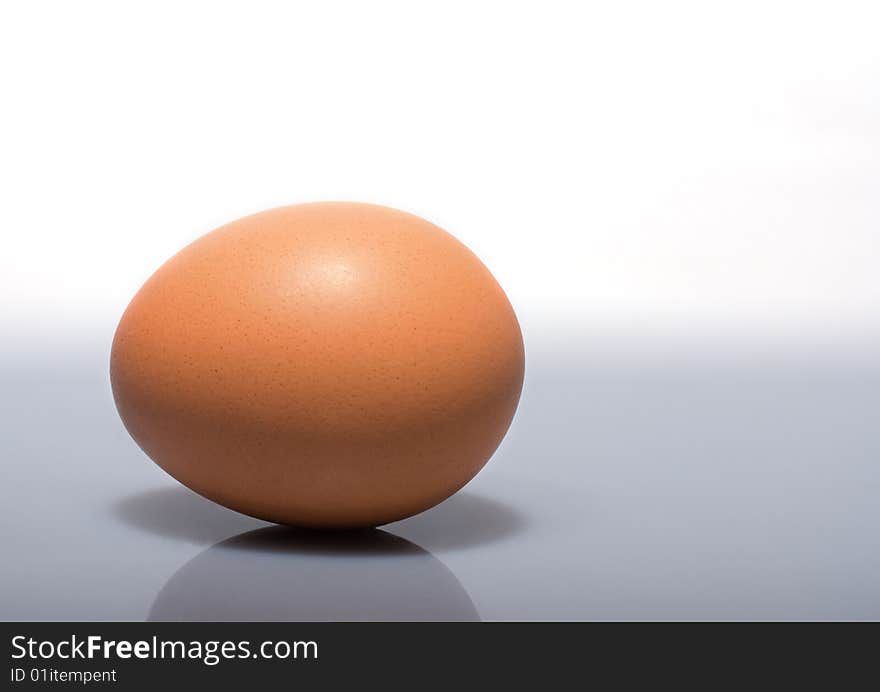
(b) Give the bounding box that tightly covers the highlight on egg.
[110,202,524,528]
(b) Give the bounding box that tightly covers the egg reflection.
[148,526,479,621]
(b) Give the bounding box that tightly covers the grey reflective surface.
[2,330,879,620]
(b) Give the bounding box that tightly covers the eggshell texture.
[111,202,524,528]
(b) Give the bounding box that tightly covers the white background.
[2,1,879,349]
[2,3,880,621]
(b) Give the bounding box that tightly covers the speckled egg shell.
[110,202,524,528]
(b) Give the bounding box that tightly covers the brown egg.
[111,202,524,528]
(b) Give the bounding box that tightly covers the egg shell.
[111,202,524,528]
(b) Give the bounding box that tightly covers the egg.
[111,202,524,528]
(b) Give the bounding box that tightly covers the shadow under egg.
[148,525,480,621]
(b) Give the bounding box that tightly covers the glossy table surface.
[3,324,879,620]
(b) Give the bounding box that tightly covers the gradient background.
[2,1,879,620]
